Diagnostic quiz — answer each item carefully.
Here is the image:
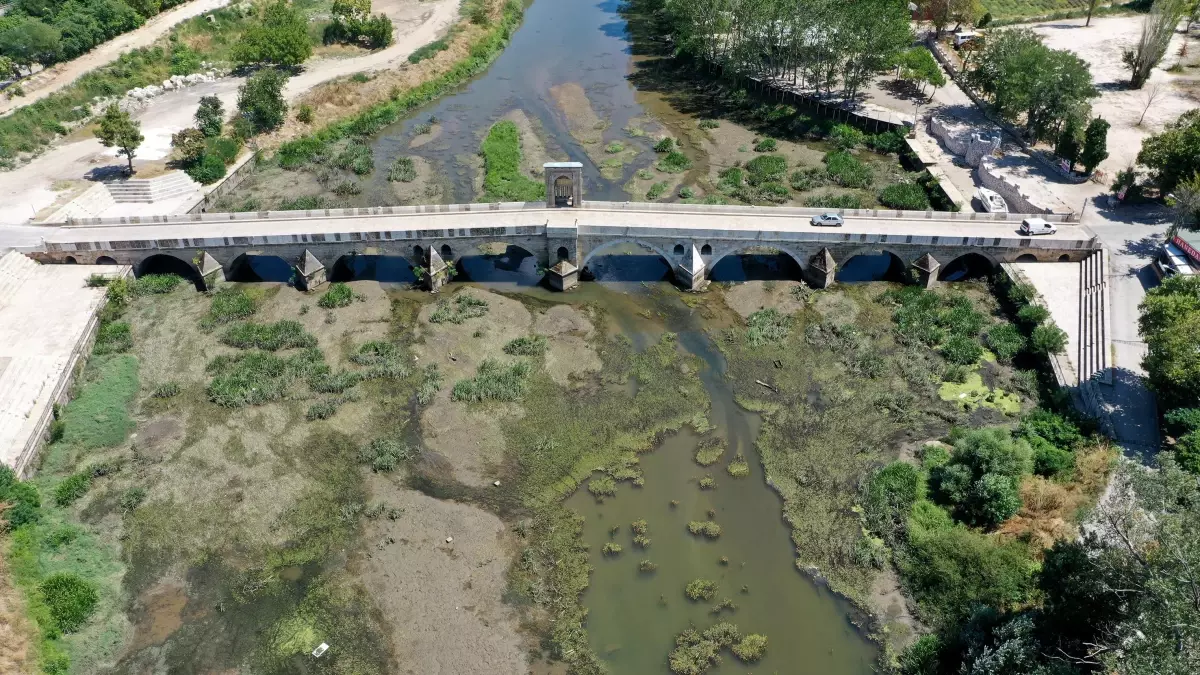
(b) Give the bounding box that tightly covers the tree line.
[0,0,191,79]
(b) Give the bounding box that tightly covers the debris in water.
[312,643,329,657]
[756,379,778,392]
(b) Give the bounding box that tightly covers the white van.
[954,31,979,47]
[1155,242,1196,279]
[1020,218,1057,236]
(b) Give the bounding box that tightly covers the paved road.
[0,0,234,116]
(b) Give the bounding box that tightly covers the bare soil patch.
[129,582,188,651]
[721,280,809,319]
[359,475,527,673]
[390,155,446,204]
[534,305,602,387]
[502,108,561,180]
[550,82,606,145]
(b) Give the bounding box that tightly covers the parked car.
[1019,217,1056,236]
[976,187,1008,214]
[1154,242,1196,279]
[810,213,844,227]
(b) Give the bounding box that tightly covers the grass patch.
[657,151,692,173]
[503,335,548,356]
[605,141,624,154]
[646,181,669,200]
[824,151,872,188]
[221,320,316,351]
[416,363,443,405]
[694,438,725,466]
[55,355,139,451]
[451,359,532,403]
[332,141,374,176]
[318,282,354,309]
[409,38,450,63]
[388,156,417,182]
[479,120,546,202]
[132,274,186,296]
[201,287,257,329]
[94,321,133,355]
[206,348,325,407]
[429,293,489,324]
[746,308,791,346]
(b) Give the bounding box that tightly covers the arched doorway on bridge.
[579,240,673,283]
[1058,254,1070,262]
[708,246,804,283]
[136,254,205,291]
[939,253,995,282]
[96,256,118,265]
[329,254,418,284]
[1015,254,1038,263]
[455,242,541,285]
[226,253,294,283]
[64,256,77,264]
[836,251,910,283]
[556,246,570,262]
[553,176,575,207]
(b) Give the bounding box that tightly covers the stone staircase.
[1077,250,1110,385]
[105,171,202,203]
[43,182,117,222]
[0,248,40,307]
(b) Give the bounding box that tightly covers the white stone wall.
[978,157,1051,215]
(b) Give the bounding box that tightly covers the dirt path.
[0,0,235,117]
[0,0,460,228]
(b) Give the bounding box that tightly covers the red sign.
[1173,235,1200,266]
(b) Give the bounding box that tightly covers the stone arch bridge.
[25,199,1096,292]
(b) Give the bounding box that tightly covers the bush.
[503,335,547,356]
[409,38,449,63]
[867,129,907,154]
[1017,409,1084,451]
[358,438,414,472]
[1164,408,1200,438]
[53,473,92,507]
[388,156,417,182]
[941,334,983,365]
[726,452,749,477]
[930,427,1032,528]
[694,438,725,466]
[237,67,289,134]
[753,138,777,152]
[1032,438,1075,479]
[119,486,147,511]
[452,359,532,402]
[731,634,767,662]
[746,308,791,346]
[804,193,862,209]
[863,462,923,546]
[830,124,864,150]
[185,152,227,184]
[823,151,872,188]
[654,137,675,153]
[1016,304,1050,326]
[639,560,658,572]
[986,323,1026,363]
[1176,431,1200,474]
[221,320,316,351]
[658,151,692,173]
[744,154,787,186]
[602,542,622,556]
[318,282,354,309]
[879,182,931,210]
[40,574,99,634]
[296,104,314,124]
[588,474,617,498]
[789,167,826,191]
[605,141,623,154]
[685,579,719,600]
[1031,324,1068,355]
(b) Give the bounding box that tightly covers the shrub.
[658,151,692,173]
[1032,438,1075,479]
[318,282,354,309]
[867,129,907,154]
[941,334,983,365]
[452,359,532,402]
[503,335,547,356]
[429,294,489,324]
[388,156,417,182]
[679,186,695,199]
[237,67,289,134]
[699,475,716,489]
[717,166,744,192]
[170,44,202,76]
[152,382,180,398]
[1017,304,1050,326]
[930,427,1032,528]
[685,579,719,600]
[879,182,931,210]
[1164,408,1200,438]
[746,308,791,346]
[221,320,316,351]
[646,181,669,200]
[185,153,226,184]
[205,136,241,165]
[744,154,787,185]
[202,288,256,329]
[296,104,314,124]
[823,151,872,188]
[986,323,1026,363]
[687,521,722,538]
[306,400,339,421]
[602,543,622,556]
[830,124,864,150]
[654,137,675,153]
[732,634,767,662]
[1017,409,1084,451]
[863,462,923,546]
[804,193,862,209]
[1031,324,1067,355]
[1176,431,1200,474]
[40,574,99,634]
[789,167,826,191]
[753,138,777,152]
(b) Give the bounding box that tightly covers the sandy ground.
[0,0,459,229]
[360,474,528,674]
[722,280,810,319]
[0,0,235,117]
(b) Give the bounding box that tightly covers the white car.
[810,213,844,227]
[1019,217,1057,236]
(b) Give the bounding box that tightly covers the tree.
[237,68,288,134]
[232,0,312,68]
[1123,0,1189,89]
[1055,116,1082,170]
[195,95,224,137]
[1085,0,1100,26]
[0,17,62,69]
[897,47,947,99]
[930,427,1032,528]
[0,55,15,80]
[967,28,1097,141]
[1166,173,1200,235]
[1080,117,1110,174]
[1140,274,1200,409]
[1138,109,1200,192]
[1030,324,1068,355]
[94,104,143,175]
[170,127,206,164]
[53,0,144,61]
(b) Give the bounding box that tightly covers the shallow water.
[477,258,879,674]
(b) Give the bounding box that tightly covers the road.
[0,0,235,116]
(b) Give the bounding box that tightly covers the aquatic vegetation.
[587,474,618,499]
[646,181,669,200]
[359,439,415,473]
[638,560,657,572]
[687,521,722,539]
[658,151,692,173]
[602,543,622,556]
[480,120,547,202]
[685,579,719,601]
[631,519,648,535]
[605,141,624,153]
[732,633,767,662]
[633,535,651,548]
[654,137,675,152]
[452,358,532,403]
[429,293,490,324]
[694,438,725,466]
[221,320,316,351]
[709,598,736,615]
[699,475,716,490]
[726,452,749,478]
[388,156,417,182]
[668,622,742,675]
[416,364,443,405]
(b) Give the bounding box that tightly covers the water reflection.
[708,253,802,283]
[836,253,909,283]
[226,254,294,283]
[456,245,543,285]
[329,255,419,284]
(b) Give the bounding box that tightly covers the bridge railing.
[43,200,1080,229]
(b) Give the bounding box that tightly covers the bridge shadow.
[709,253,802,283]
[836,253,910,284]
[329,255,418,284]
[137,254,206,292]
[226,254,295,284]
[582,253,673,283]
[455,245,542,286]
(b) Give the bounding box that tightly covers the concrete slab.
[1013,261,1081,380]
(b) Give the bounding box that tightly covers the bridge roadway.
[24,201,1099,290]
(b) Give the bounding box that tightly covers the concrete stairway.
[0,249,40,307]
[106,171,202,203]
[43,183,117,222]
[1077,250,1110,385]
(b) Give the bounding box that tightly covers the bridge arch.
[939,252,997,281]
[330,252,417,284]
[579,239,676,270]
[135,253,205,290]
[706,244,806,282]
[226,253,295,283]
[453,241,542,284]
[96,256,118,265]
[835,247,911,283]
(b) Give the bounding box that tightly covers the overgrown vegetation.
[479,119,546,202]
[451,359,532,402]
